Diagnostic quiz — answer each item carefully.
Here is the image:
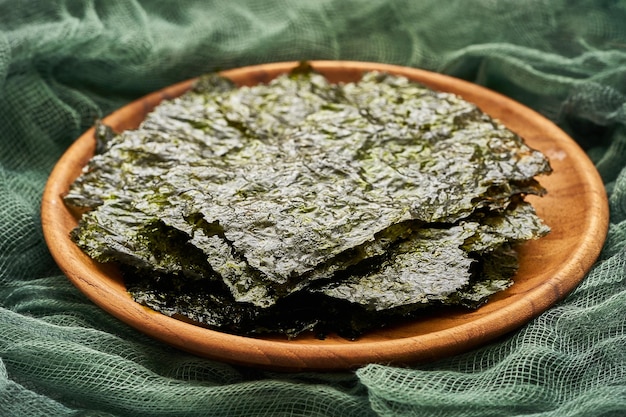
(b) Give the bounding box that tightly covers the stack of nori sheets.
[65,66,551,339]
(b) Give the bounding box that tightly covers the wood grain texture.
[41,61,609,371]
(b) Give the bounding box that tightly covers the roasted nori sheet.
[65,64,551,338]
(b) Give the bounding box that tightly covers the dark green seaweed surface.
[66,64,551,339]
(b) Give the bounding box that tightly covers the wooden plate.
[41,61,608,371]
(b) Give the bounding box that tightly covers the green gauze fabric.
[1,1,625,416]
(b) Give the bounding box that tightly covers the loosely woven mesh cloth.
[1,1,625,416]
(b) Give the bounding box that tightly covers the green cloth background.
[1,1,625,416]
